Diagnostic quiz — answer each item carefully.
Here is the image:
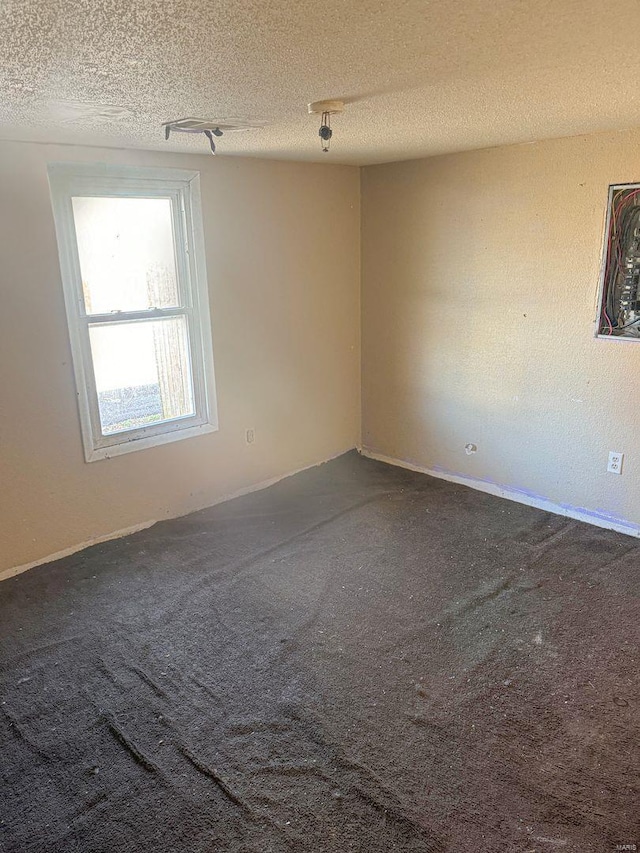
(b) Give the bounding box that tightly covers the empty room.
[1,1,638,851]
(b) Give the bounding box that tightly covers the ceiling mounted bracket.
[162,118,225,154]
[162,117,268,154]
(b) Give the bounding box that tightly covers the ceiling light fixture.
[308,100,344,153]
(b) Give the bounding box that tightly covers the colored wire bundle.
[602,188,640,334]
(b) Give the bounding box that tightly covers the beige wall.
[361,129,640,533]
[6,125,640,577]
[0,140,360,575]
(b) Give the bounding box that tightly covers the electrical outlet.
[245,428,255,445]
[607,451,623,474]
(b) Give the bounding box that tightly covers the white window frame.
[48,163,218,462]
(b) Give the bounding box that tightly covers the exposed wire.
[318,111,332,152]
[603,307,613,334]
[601,187,640,334]
[611,315,640,331]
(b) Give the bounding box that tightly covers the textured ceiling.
[2,0,640,165]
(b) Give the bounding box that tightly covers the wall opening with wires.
[598,183,640,338]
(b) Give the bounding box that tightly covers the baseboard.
[359,447,640,539]
[0,520,159,584]
[0,446,357,584]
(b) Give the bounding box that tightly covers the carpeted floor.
[0,452,638,853]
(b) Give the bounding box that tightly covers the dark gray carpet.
[0,452,638,852]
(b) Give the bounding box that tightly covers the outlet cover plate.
[607,451,623,474]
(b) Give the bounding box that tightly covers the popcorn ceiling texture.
[3,0,640,164]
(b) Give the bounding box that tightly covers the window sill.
[85,420,218,462]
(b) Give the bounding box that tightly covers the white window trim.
[48,162,218,462]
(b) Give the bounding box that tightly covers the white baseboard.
[359,447,640,539]
[0,520,158,584]
[0,446,356,584]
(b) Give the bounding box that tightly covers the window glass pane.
[89,318,195,435]
[72,196,180,314]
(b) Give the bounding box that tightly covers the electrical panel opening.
[597,182,640,339]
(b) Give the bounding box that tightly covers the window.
[48,163,217,461]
